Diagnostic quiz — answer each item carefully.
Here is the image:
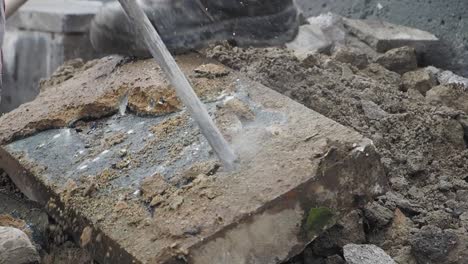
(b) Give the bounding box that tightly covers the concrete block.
[8,0,102,33]
[343,18,439,53]
[0,54,387,264]
[1,29,98,113]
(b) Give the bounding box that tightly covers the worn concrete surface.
[295,0,468,76]
[342,18,438,53]
[0,54,387,263]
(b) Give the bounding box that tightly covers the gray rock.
[426,84,468,114]
[364,201,394,228]
[383,191,424,215]
[375,46,418,74]
[425,66,468,89]
[332,47,369,69]
[456,190,468,203]
[342,18,439,53]
[343,244,396,264]
[361,100,389,120]
[0,226,40,264]
[409,225,458,263]
[401,70,437,95]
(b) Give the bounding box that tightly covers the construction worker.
[90,0,300,56]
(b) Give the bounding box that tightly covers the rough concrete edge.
[160,140,387,263]
[0,147,139,264]
[342,18,439,53]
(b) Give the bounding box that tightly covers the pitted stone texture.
[0,54,387,264]
[342,18,439,53]
[375,46,418,75]
[425,66,468,89]
[344,244,396,264]
[401,69,436,95]
[0,227,40,264]
[426,84,468,114]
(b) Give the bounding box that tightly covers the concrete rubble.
[295,0,468,77]
[342,18,439,53]
[343,244,396,264]
[425,66,468,89]
[0,226,40,264]
[0,54,387,263]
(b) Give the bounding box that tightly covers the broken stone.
[361,100,389,120]
[286,24,332,60]
[343,18,439,53]
[80,226,93,247]
[113,201,128,212]
[364,202,394,228]
[409,225,458,264]
[442,228,468,264]
[401,69,437,95]
[384,208,415,247]
[194,63,230,79]
[332,47,369,69]
[426,84,468,114]
[375,46,418,75]
[0,226,40,264]
[140,174,171,201]
[343,244,396,264]
[223,97,255,121]
[169,195,184,210]
[360,63,402,87]
[460,212,468,230]
[425,66,468,88]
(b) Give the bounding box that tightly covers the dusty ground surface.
[204,44,468,263]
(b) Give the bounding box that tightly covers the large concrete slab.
[343,18,439,53]
[0,54,387,264]
[8,0,102,33]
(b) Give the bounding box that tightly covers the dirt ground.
[205,44,468,264]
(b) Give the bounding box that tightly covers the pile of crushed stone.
[206,44,468,264]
